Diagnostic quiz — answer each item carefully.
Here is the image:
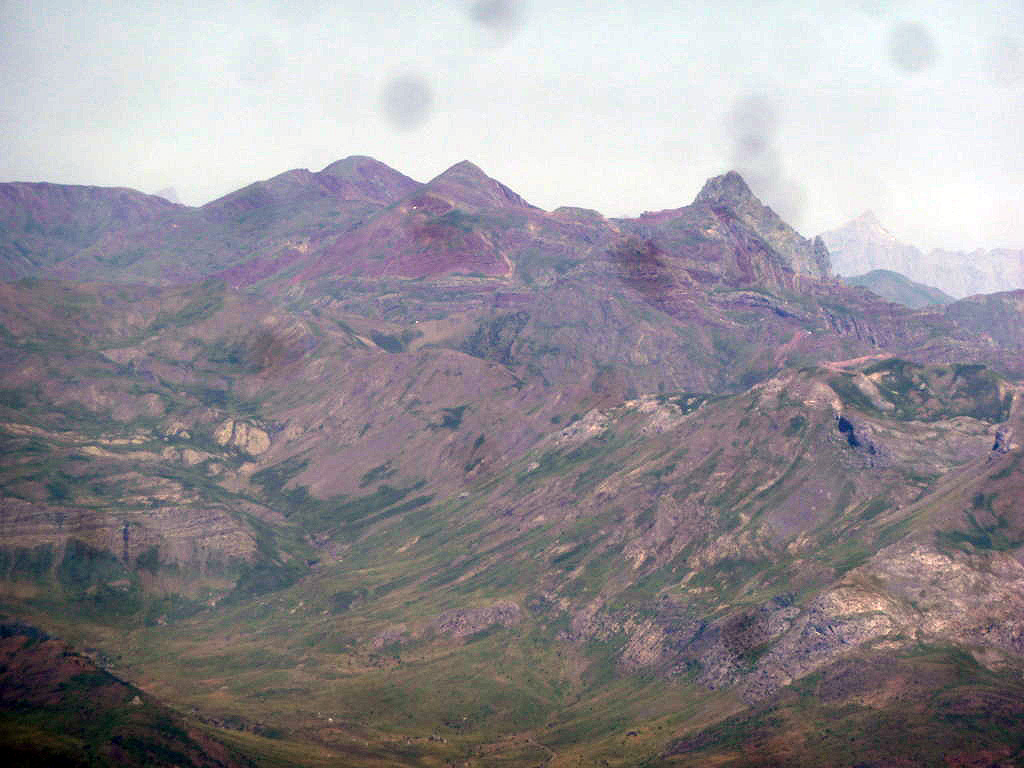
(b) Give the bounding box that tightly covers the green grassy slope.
[0,273,1022,766]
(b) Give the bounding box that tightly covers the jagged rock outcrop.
[436,601,521,637]
[694,171,831,280]
[213,419,270,456]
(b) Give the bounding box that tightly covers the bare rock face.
[694,171,831,280]
[436,601,521,638]
[213,419,270,456]
[867,542,1024,653]
[722,543,1024,703]
[181,448,212,466]
[0,497,261,578]
[739,588,905,702]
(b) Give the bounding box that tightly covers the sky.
[1,0,1022,251]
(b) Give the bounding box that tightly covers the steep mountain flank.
[2,160,1024,766]
[0,183,182,280]
[691,170,830,280]
[0,623,252,767]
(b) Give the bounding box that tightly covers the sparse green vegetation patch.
[149,280,225,332]
[828,373,879,413]
[359,461,395,488]
[835,360,1012,423]
[435,404,468,430]
[0,544,56,581]
[516,428,627,489]
[784,414,807,436]
[937,492,1024,552]
[57,539,129,594]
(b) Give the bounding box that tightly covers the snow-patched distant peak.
[848,210,898,241]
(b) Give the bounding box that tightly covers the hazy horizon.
[2,0,1022,251]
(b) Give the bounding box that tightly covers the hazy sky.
[2,0,1022,250]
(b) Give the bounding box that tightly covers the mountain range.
[822,210,1024,299]
[1,157,1023,767]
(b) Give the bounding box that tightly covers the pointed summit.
[320,155,397,181]
[854,209,881,227]
[689,170,830,280]
[435,159,490,181]
[693,170,759,208]
[848,210,897,240]
[424,160,536,211]
[317,156,420,204]
[320,155,379,176]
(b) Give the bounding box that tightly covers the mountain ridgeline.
[822,209,1024,299]
[1,158,1023,767]
[844,268,954,309]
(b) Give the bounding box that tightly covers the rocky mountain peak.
[319,155,384,178]
[854,209,880,227]
[821,213,1024,298]
[203,156,419,215]
[317,155,419,203]
[437,159,489,180]
[690,170,830,280]
[693,170,758,208]
[847,210,897,241]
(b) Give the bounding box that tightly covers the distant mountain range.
[821,210,1024,299]
[0,160,831,291]
[1,158,1024,767]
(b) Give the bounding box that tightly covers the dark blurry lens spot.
[984,36,1024,86]
[725,94,805,227]
[469,0,526,43]
[728,95,778,164]
[380,75,433,131]
[888,22,938,73]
